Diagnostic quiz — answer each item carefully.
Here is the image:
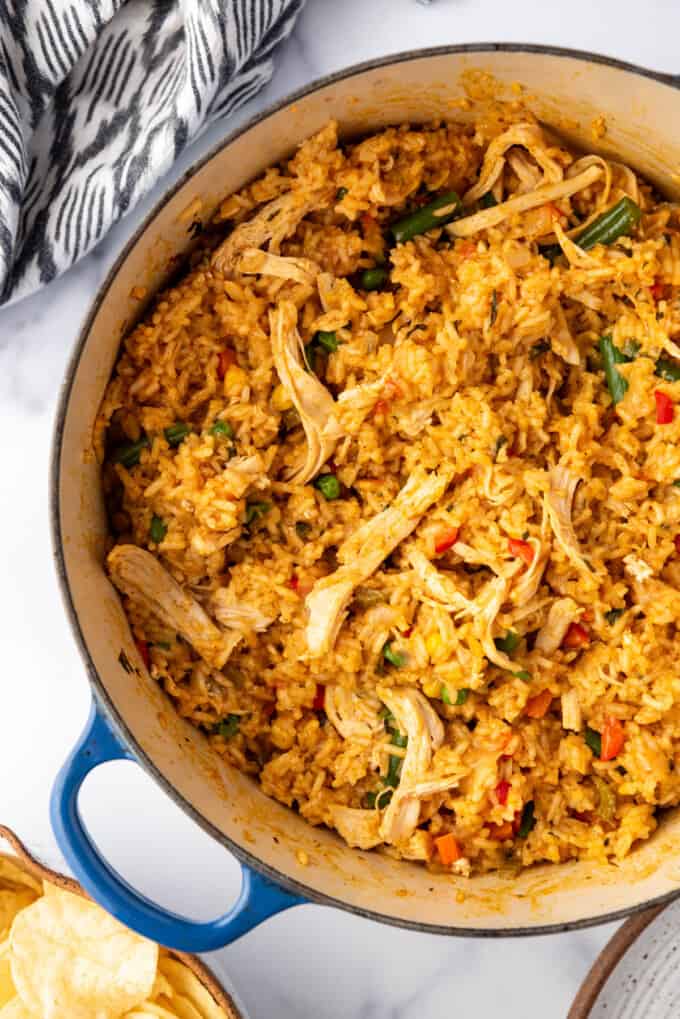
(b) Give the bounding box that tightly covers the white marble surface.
[2,0,680,1014]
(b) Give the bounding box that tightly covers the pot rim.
[49,41,680,938]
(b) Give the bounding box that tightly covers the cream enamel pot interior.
[50,45,680,951]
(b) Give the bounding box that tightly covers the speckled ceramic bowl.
[50,44,680,951]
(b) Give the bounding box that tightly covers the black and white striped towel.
[0,0,305,307]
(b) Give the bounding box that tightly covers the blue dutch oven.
[50,45,680,952]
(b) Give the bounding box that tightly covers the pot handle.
[50,702,305,952]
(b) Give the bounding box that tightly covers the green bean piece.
[244,500,272,526]
[479,192,498,209]
[335,187,348,201]
[211,419,234,438]
[593,775,617,822]
[217,714,240,739]
[454,688,469,706]
[655,357,680,383]
[390,731,408,749]
[360,266,388,290]
[149,515,167,543]
[383,641,406,668]
[391,190,462,244]
[114,437,150,468]
[605,608,624,625]
[513,670,531,682]
[315,330,339,353]
[542,197,641,262]
[517,800,536,838]
[572,197,641,250]
[585,727,602,758]
[165,422,190,447]
[494,630,520,654]
[314,474,341,500]
[383,754,403,789]
[441,685,453,706]
[599,335,632,404]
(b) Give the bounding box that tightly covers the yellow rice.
[98,114,680,876]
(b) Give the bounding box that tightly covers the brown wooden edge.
[0,825,243,1019]
[567,903,665,1018]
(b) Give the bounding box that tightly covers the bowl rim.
[49,42,680,938]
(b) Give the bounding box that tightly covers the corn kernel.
[223,364,247,395]
[425,632,442,660]
[296,849,309,866]
[423,679,441,699]
[271,383,292,412]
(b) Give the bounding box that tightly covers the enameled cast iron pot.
[50,45,680,952]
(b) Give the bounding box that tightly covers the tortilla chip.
[10,885,158,1019]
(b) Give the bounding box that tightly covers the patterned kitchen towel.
[0,0,305,307]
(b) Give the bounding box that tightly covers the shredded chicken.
[624,554,654,583]
[269,301,343,485]
[449,166,602,239]
[108,545,239,669]
[221,454,267,499]
[325,687,384,741]
[509,538,549,605]
[210,588,274,633]
[212,188,332,274]
[377,686,445,845]
[327,805,382,850]
[305,467,454,656]
[561,689,582,732]
[335,373,390,433]
[473,575,514,671]
[534,597,581,655]
[463,123,565,205]
[236,247,319,285]
[545,467,591,574]
[551,303,580,366]
[406,545,472,613]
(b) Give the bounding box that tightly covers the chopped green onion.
[295,521,312,539]
[335,187,348,201]
[585,727,602,758]
[114,437,149,468]
[244,500,272,526]
[673,479,680,488]
[479,192,498,209]
[379,705,395,724]
[315,330,340,353]
[314,474,341,500]
[149,514,167,543]
[441,685,453,706]
[360,266,388,290]
[489,289,498,326]
[513,670,531,681]
[383,753,404,788]
[494,630,520,654]
[599,335,632,404]
[605,608,624,625]
[593,775,617,822]
[655,357,680,383]
[455,688,469,706]
[304,341,319,373]
[621,339,641,359]
[165,422,190,447]
[383,641,406,668]
[217,714,240,739]
[211,419,234,438]
[391,190,462,244]
[517,800,536,838]
[390,730,408,749]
